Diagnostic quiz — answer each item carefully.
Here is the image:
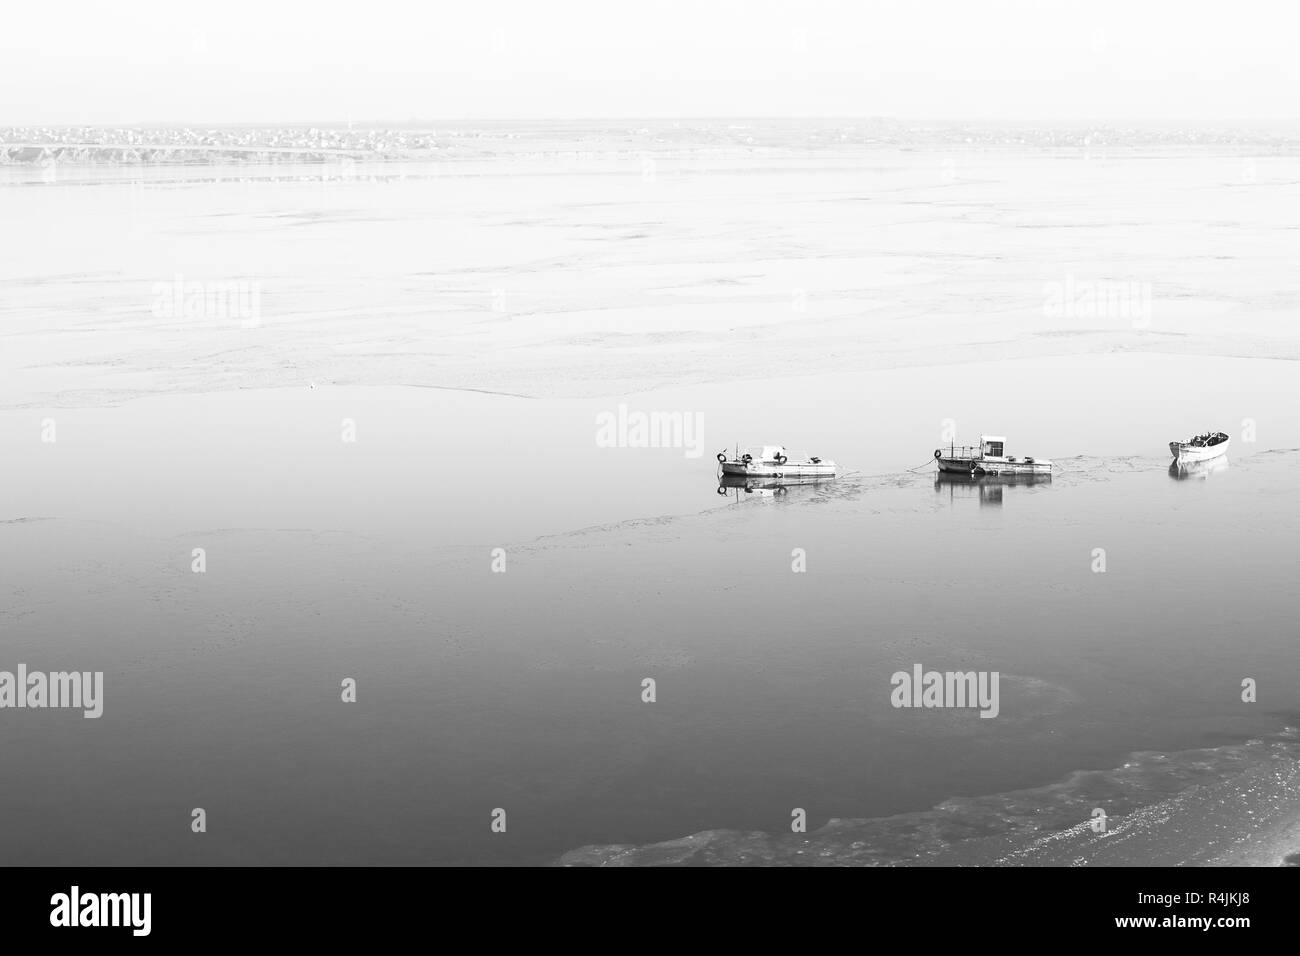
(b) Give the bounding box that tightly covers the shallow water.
[560,727,1300,866]
[2,140,1299,865]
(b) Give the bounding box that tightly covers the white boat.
[717,445,836,479]
[1169,431,1229,463]
[934,435,1052,477]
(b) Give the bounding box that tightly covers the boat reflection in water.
[933,470,1052,507]
[1169,456,1230,481]
[716,473,831,500]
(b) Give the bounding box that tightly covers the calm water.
[2,366,1298,865]
[2,140,1299,865]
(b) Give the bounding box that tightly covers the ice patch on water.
[558,727,1300,866]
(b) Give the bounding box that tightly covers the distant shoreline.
[5,119,1300,168]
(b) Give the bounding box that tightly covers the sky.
[3,0,1297,125]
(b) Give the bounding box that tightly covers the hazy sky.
[4,0,1296,124]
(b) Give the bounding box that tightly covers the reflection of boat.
[934,471,1052,487]
[717,445,836,479]
[717,473,832,498]
[718,473,830,493]
[1169,456,1230,481]
[718,482,788,499]
[934,470,1051,506]
[934,435,1052,477]
[1169,431,1229,463]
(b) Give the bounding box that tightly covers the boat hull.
[1169,438,1229,463]
[936,457,1052,477]
[720,461,836,478]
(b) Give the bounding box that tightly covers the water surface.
[2,139,1299,865]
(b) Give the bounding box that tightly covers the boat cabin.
[938,435,1036,464]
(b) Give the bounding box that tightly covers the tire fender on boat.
[775,454,787,464]
[934,449,942,459]
[717,452,726,463]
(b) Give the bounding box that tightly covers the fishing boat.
[1169,431,1229,463]
[934,435,1052,477]
[717,445,836,479]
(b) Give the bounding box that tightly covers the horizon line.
[6,115,1300,129]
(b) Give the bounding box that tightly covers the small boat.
[717,445,837,479]
[934,435,1052,477]
[1169,431,1229,463]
